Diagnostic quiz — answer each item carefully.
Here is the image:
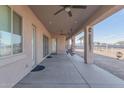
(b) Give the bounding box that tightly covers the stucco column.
[71,36,75,51]
[66,39,70,49]
[84,26,94,64]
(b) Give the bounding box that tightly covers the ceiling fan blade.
[72,5,87,9]
[60,5,70,8]
[68,11,72,17]
[54,8,65,15]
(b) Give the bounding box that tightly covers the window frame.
[43,35,49,57]
[0,6,24,59]
[12,11,23,55]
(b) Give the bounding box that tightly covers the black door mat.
[31,65,45,72]
[47,55,53,58]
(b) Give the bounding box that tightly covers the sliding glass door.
[43,35,49,57]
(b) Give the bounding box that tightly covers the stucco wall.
[57,35,66,54]
[51,33,66,54]
[0,5,51,87]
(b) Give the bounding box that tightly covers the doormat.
[31,65,45,72]
[47,55,53,58]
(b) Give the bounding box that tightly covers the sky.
[75,9,124,45]
[75,32,84,44]
[94,9,124,44]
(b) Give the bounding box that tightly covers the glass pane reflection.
[13,12,22,54]
[0,6,11,57]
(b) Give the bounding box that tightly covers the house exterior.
[0,5,124,87]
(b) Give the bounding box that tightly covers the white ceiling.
[29,5,101,36]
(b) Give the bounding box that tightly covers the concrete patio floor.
[14,54,124,88]
[75,48,124,80]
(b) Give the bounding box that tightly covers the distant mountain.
[115,41,124,45]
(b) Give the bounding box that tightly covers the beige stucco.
[84,26,94,64]
[0,5,52,87]
[57,35,66,54]
[0,5,123,87]
[51,33,66,54]
[0,5,67,87]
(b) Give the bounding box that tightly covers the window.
[0,6,11,57]
[0,6,23,57]
[13,12,22,54]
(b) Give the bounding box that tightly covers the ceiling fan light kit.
[54,5,87,17]
[65,7,71,12]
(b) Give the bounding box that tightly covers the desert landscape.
[75,47,124,80]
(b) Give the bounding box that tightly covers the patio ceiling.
[29,5,101,36]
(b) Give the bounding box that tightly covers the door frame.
[32,24,36,68]
[52,38,57,53]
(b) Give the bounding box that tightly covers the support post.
[84,26,94,64]
[66,39,70,50]
[71,36,75,52]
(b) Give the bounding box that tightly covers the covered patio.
[15,54,124,88]
[0,5,124,88]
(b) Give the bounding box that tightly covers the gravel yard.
[75,48,124,80]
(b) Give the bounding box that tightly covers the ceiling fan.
[54,5,87,17]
